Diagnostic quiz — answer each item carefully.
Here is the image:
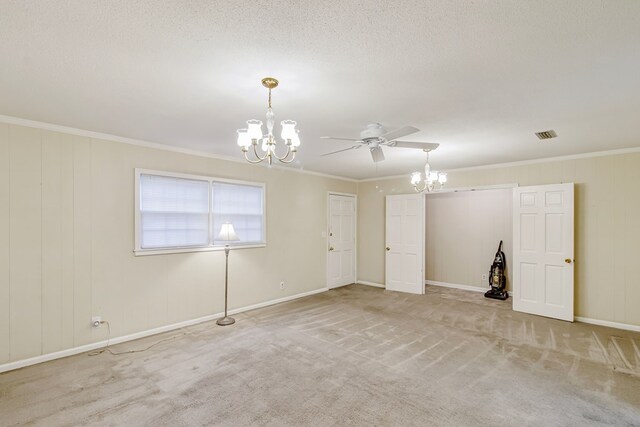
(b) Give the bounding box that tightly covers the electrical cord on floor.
[87,321,185,357]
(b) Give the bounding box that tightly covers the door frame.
[326,191,357,289]
[423,183,518,292]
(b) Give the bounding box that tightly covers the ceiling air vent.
[535,130,557,140]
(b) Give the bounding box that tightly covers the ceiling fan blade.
[320,136,362,142]
[370,147,385,163]
[320,145,361,156]
[389,141,440,150]
[380,126,420,142]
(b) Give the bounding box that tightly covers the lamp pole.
[217,244,235,326]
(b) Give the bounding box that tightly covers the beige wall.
[425,189,512,291]
[357,152,640,327]
[0,123,356,365]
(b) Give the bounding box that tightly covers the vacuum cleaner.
[484,240,508,300]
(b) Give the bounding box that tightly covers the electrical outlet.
[280,281,285,290]
[481,274,487,282]
[91,316,102,328]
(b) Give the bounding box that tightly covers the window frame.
[134,168,266,256]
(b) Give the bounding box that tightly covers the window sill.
[134,243,267,257]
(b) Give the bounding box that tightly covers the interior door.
[327,194,356,289]
[385,194,425,294]
[513,183,574,321]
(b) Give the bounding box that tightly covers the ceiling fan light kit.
[237,77,300,165]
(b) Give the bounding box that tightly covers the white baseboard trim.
[426,281,640,332]
[425,280,513,297]
[0,287,327,374]
[425,280,485,293]
[356,280,385,289]
[575,316,640,333]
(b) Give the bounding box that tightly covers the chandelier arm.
[251,143,271,161]
[413,181,427,192]
[277,154,296,164]
[243,150,266,164]
[271,143,294,162]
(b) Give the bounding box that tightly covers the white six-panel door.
[513,183,574,321]
[385,194,425,294]
[328,194,356,289]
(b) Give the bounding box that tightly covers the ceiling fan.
[320,123,439,163]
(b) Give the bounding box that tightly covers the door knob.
[329,246,334,251]
[565,258,572,264]
[386,247,391,251]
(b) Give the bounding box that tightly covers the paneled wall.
[0,123,356,365]
[357,152,640,327]
[425,189,512,290]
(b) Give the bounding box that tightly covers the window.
[212,182,264,245]
[139,174,210,249]
[135,169,265,255]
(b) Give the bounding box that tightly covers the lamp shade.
[280,120,297,141]
[411,171,422,185]
[246,120,263,141]
[236,129,251,148]
[261,137,273,152]
[218,223,240,242]
[290,130,301,148]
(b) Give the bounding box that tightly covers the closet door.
[513,184,574,321]
[385,194,425,294]
[327,194,356,289]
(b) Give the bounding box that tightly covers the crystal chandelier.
[411,149,447,192]
[236,77,300,165]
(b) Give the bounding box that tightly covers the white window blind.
[139,174,210,249]
[212,182,264,245]
[136,169,266,254]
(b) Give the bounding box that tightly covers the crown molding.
[2,114,638,184]
[444,147,640,173]
[357,146,640,183]
[357,173,409,183]
[0,114,358,183]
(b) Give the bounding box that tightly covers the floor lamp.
[217,222,239,326]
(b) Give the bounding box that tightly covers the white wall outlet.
[280,281,285,290]
[481,274,487,282]
[91,316,102,328]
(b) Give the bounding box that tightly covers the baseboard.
[425,280,485,293]
[426,281,640,332]
[425,280,513,296]
[575,316,640,333]
[356,280,385,289]
[0,287,327,374]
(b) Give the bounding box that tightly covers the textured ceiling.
[1,1,640,179]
